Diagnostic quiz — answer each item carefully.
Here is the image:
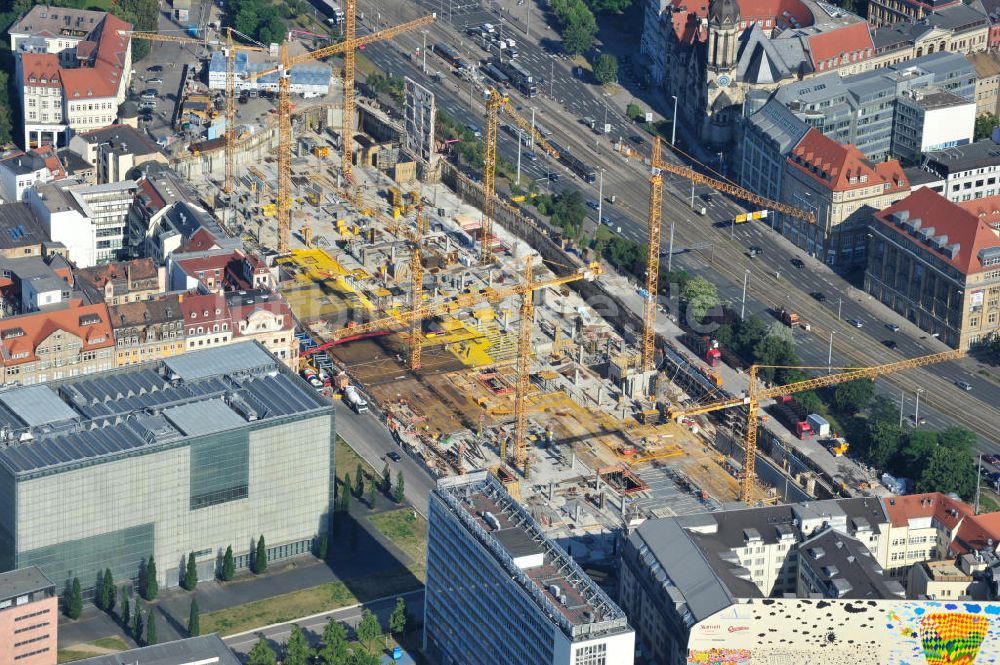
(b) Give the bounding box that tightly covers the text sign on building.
[404,77,435,164]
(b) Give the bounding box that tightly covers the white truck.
[343,385,369,414]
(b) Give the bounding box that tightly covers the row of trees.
[551,0,598,54]
[64,576,159,645]
[339,462,405,513]
[530,190,589,242]
[231,0,287,47]
[248,599,410,665]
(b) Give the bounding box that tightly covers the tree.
[368,483,377,509]
[315,533,329,560]
[183,552,198,591]
[221,545,236,581]
[355,609,382,653]
[146,608,157,646]
[283,625,311,665]
[65,577,82,619]
[865,420,905,470]
[382,462,391,492]
[976,112,999,141]
[560,10,598,54]
[588,0,634,11]
[144,555,158,600]
[752,336,799,385]
[0,72,11,145]
[939,426,977,453]
[342,473,353,500]
[897,430,939,475]
[733,314,767,360]
[132,601,144,643]
[347,652,380,665]
[389,596,408,636]
[318,618,349,665]
[188,598,200,637]
[918,444,976,499]
[96,570,110,611]
[248,636,278,665]
[104,569,115,613]
[355,463,365,498]
[341,481,352,512]
[626,103,644,121]
[832,379,875,415]
[254,535,268,574]
[681,276,719,323]
[394,471,405,504]
[119,586,130,630]
[234,4,260,38]
[593,54,619,85]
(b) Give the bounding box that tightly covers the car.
[810,291,826,302]
[587,200,600,210]
[601,215,611,225]
[548,172,560,182]
[147,65,164,72]
[886,323,900,332]
[387,451,402,462]
[985,455,1000,466]
[748,245,763,258]
[882,340,898,350]
[140,90,157,100]
[525,151,538,162]
[956,380,973,391]
[465,123,481,137]
[147,77,164,85]
[847,319,863,328]
[791,258,804,268]
[630,134,644,144]
[700,193,713,203]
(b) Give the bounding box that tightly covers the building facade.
[911,138,1000,202]
[424,471,635,665]
[865,187,1000,348]
[0,343,335,596]
[75,258,163,306]
[0,567,56,665]
[68,125,166,185]
[10,7,132,149]
[110,293,186,367]
[780,129,910,265]
[867,0,960,26]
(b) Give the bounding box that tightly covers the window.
[574,643,607,665]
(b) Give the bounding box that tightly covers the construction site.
[152,2,964,548]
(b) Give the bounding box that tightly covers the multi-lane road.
[352,1,1000,458]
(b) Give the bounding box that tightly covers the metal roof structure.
[0,566,54,603]
[74,635,241,665]
[0,342,330,477]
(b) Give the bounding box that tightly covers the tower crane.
[480,90,559,265]
[409,212,427,370]
[513,257,534,471]
[667,349,963,504]
[641,138,817,373]
[245,14,436,254]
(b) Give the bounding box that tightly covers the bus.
[549,140,597,183]
[433,42,462,68]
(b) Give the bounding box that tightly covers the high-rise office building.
[424,470,635,665]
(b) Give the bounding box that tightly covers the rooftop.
[435,471,631,641]
[883,492,973,530]
[0,566,54,603]
[74,635,241,665]
[922,138,1000,175]
[799,528,904,599]
[10,5,105,39]
[0,203,47,250]
[0,302,113,366]
[900,87,970,110]
[788,128,909,193]
[874,188,1000,275]
[79,124,161,158]
[0,342,331,477]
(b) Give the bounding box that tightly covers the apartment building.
[892,87,976,163]
[0,303,115,385]
[970,50,1000,116]
[781,129,910,265]
[868,4,990,62]
[866,188,1000,348]
[881,492,973,577]
[9,7,131,148]
[0,149,63,204]
[180,293,233,352]
[226,290,297,368]
[75,258,163,305]
[68,125,166,185]
[424,471,635,665]
[0,204,50,260]
[0,567,57,665]
[27,179,137,267]
[109,293,186,367]
[867,0,961,26]
[0,343,335,596]
[908,138,1000,202]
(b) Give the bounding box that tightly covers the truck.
[343,385,369,414]
[773,396,812,439]
[682,334,722,367]
[806,414,830,437]
[780,309,800,327]
[495,59,536,97]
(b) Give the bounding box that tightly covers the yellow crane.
[667,349,963,504]
[245,15,436,253]
[409,212,427,370]
[480,89,559,265]
[513,257,534,470]
[122,29,268,195]
[642,138,817,373]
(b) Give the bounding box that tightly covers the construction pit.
[196,102,748,538]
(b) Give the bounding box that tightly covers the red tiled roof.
[789,128,909,193]
[230,296,295,336]
[54,13,131,100]
[738,0,814,25]
[180,292,230,327]
[668,0,710,43]
[952,512,1000,555]
[808,22,875,71]
[20,53,61,88]
[138,178,166,212]
[31,145,65,179]
[875,187,1000,275]
[175,252,240,277]
[959,195,1000,230]
[882,492,973,531]
[178,228,221,254]
[0,303,113,366]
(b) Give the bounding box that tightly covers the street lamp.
[827,331,835,374]
[914,388,924,426]
[670,95,678,146]
[741,269,749,319]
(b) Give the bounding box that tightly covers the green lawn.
[201,564,425,636]
[368,509,428,563]
[91,637,129,651]
[58,650,103,663]
[337,435,378,481]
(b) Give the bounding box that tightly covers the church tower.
[707,0,740,71]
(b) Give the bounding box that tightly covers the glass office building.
[0,342,335,594]
[424,471,635,665]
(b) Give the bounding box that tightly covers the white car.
[956,380,973,391]
[847,319,863,328]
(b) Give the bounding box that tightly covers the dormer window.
[191,312,197,319]
[860,175,868,183]
[215,308,221,314]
